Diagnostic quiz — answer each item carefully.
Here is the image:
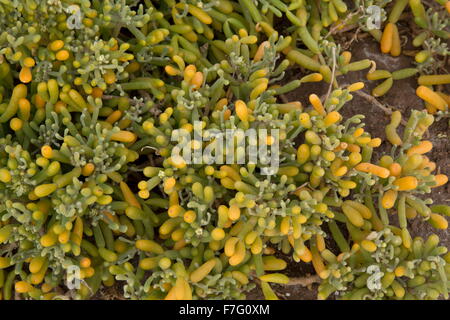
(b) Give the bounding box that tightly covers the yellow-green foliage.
[0,0,448,301]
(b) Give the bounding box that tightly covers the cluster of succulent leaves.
[0,0,448,300]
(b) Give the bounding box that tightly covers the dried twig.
[292,182,309,194]
[285,275,321,287]
[324,8,361,39]
[324,46,337,103]
[352,90,408,126]
[342,27,362,50]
